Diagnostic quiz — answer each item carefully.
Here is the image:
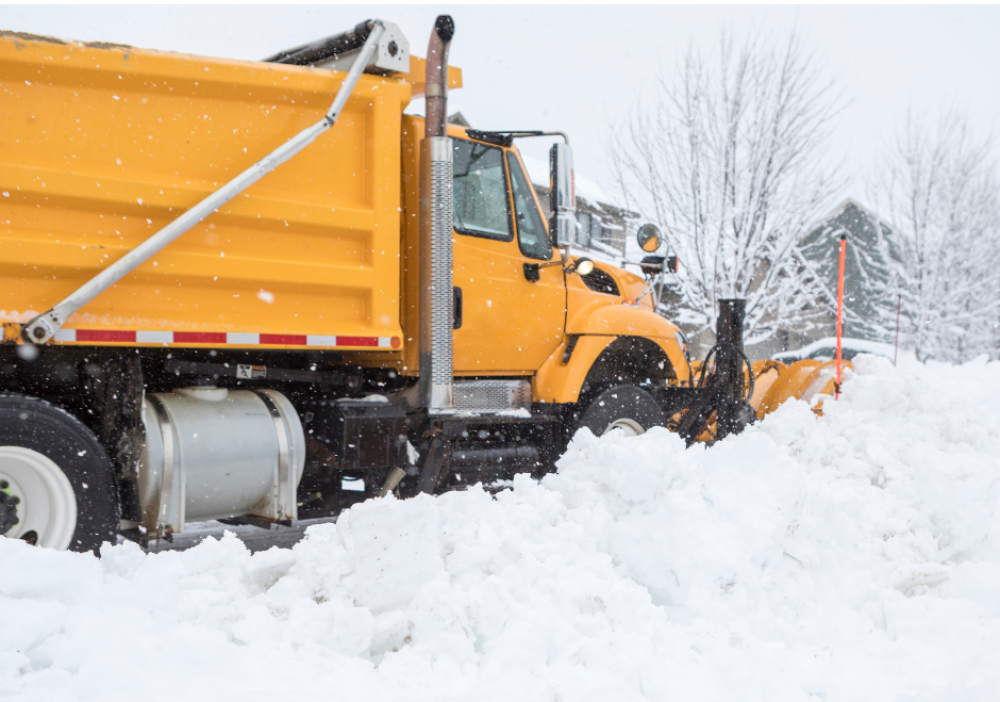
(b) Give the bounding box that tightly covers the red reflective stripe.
[173,332,227,344]
[75,330,136,342]
[65,330,387,347]
[337,336,379,347]
[259,334,307,346]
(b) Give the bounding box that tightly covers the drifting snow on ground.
[3,355,1000,701]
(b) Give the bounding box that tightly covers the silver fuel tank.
[138,386,305,535]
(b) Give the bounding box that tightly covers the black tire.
[0,394,119,553]
[573,384,666,438]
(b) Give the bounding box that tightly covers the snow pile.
[3,355,1000,701]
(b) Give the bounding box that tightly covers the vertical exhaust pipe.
[423,15,454,140]
[419,16,455,412]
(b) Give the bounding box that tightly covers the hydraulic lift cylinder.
[715,298,749,440]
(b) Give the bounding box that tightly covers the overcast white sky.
[4,4,999,209]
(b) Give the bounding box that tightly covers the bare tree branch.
[609,27,845,342]
[870,109,1000,362]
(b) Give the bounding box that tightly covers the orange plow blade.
[750,359,852,419]
[668,358,852,445]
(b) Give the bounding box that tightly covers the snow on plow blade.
[751,358,851,419]
[677,358,851,444]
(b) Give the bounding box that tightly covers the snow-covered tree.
[871,110,1000,362]
[608,30,845,344]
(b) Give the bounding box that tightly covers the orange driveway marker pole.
[894,295,901,366]
[835,234,847,399]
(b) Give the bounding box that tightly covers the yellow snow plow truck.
[0,18,843,552]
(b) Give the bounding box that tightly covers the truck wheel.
[573,384,666,438]
[0,394,119,553]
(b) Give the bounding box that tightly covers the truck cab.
[372,118,689,400]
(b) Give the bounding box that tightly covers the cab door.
[451,138,565,375]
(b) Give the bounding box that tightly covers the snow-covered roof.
[521,155,612,211]
[803,197,898,240]
[445,104,478,128]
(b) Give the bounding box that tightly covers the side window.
[452,139,513,241]
[506,152,553,261]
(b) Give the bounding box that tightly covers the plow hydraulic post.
[714,299,755,439]
[674,299,756,444]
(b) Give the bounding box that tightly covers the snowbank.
[3,355,1000,701]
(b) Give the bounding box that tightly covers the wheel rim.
[602,418,646,437]
[0,447,77,550]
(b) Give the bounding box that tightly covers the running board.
[452,380,531,412]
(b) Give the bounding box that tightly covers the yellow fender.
[532,332,689,404]
[533,334,616,404]
[533,302,691,404]
[571,305,689,381]
[568,303,679,338]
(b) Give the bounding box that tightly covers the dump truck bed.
[1,32,415,350]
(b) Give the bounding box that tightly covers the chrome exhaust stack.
[418,15,455,413]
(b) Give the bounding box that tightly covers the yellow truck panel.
[0,33,419,349]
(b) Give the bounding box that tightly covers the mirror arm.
[526,251,593,279]
[631,283,655,305]
[468,130,569,145]
[523,249,565,282]
[533,256,567,270]
[521,131,569,145]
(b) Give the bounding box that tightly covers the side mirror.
[637,223,661,252]
[549,142,576,247]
